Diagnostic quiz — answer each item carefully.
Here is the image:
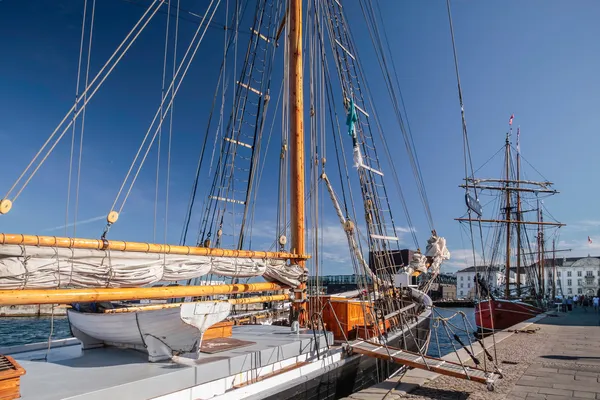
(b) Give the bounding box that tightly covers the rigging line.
[196,2,248,245]
[471,145,507,176]
[239,0,282,249]
[120,0,250,34]
[202,0,271,247]
[360,0,435,230]
[66,0,89,237]
[164,0,180,250]
[74,0,96,237]
[4,0,165,202]
[328,2,417,248]
[154,0,172,242]
[445,0,488,269]
[112,0,222,216]
[373,0,432,227]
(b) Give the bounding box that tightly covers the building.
[455,266,526,299]
[456,256,600,299]
[542,256,600,297]
[306,274,372,294]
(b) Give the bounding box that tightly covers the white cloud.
[563,220,600,233]
[556,238,600,258]
[43,214,107,232]
[441,247,484,273]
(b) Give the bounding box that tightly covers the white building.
[543,256,600,297]
[456,266,526,299]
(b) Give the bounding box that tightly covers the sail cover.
[0,244,302,289]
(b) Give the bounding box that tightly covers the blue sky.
[1,1,600,275]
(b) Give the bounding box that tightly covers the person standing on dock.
[567,296,574,311]
[573,295,579,308]
[593,296,599,312]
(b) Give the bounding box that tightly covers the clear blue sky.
[1,0,599,274]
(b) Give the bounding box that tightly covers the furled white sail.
[0,244,300,289]
[425,235,451,275]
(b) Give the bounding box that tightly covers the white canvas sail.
[0,244,302,289]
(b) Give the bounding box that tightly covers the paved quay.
[342,306,600,400]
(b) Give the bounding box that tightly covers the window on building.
[547,272,552,278]
[578,279,582,286]
[557,272,561,277]
[587,271,594,277]
[460,283,463,288]
[459,291,463,296]
[467,283,471,288]
[567,271,572,277]
[568,288,572,294]
[578,288,583,294]
[460,276,464,281]
[578,271,582,277]
[567,279,572,286]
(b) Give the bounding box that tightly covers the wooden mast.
[516,128,522,297]
[504,133,511,298]
[289,0,307,320]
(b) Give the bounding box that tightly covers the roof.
[457,266,502,273]
[458,256,600,273]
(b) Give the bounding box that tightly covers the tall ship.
[456,118,564,333]
[0,1,470,399]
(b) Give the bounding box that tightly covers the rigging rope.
[4,0,166,204]
[66,0,89,237]
[109,0,221,220]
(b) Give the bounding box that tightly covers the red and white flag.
[509,114,514,126]
[588,236,593,244]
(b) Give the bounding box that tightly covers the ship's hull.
[474,299,543,332]
[259,316,431,400]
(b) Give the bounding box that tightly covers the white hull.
[68,301,231,362]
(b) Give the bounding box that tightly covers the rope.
[153,0,172,242]
[66,0,89,237]
[5,0,165,203]
[164,0,180,250]
[73,0,96,237]
[110,0,221,216]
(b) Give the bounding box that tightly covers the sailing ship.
[0,1,456,399]
[457,119,564,333]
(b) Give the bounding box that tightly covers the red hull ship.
[474,299,543,332]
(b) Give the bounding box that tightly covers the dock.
[343,306,600,400]
[0,305,67,317]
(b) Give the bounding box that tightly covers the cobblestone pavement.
[403,307,600,400]
[403,321,550,400]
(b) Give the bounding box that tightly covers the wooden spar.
[455,218,565,227]
[464,178,554,187]
[0,233,308,260]
[505,134,511,299]
[458,184,558,194]
[0,282,286,306]
[103,293,291,313]
[289,0,307,320]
